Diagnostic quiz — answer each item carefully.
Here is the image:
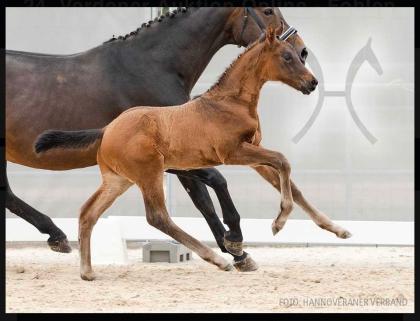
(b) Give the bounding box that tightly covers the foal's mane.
[207,36,265,93]
[103,7,189,44]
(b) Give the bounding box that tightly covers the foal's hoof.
[48,237,72,253]
[222,263,234,271]
[337,230,352,239]
[215,256,234,271]
[271,222,284,236]
[271,224,280,236]
[80,271,96,281]
[233,255,258,272]
[223,237,244,256]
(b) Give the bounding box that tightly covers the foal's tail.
[34,128,104,154]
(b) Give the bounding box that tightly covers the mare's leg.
[167,169,242,252]
[139,167,233,271]
[168,169,258,271]
[172,175,258,272]
[225,143,294,235]
[253,165,351,238]
[5,171,71,253]
[78,170,132,281]
[172,175,229,252]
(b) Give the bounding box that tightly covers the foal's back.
[99,98,227,173]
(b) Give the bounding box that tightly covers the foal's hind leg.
[137,167,233,271]
[252,165,352,239]
[78,169,132,281]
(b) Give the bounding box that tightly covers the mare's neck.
[102,8,235,95]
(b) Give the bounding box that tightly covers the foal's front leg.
[252,165,352,239]
[225,143,294,235]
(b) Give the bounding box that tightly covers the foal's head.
[259,26,318,95]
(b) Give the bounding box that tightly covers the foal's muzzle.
[301,77,318,95]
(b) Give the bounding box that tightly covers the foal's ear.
[265,24,276,46]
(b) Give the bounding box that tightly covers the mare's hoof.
[233,255,258,272]
[80,271,96,281]
[48,237,72,253]
[223,237,244,256]
[337,230,352,239]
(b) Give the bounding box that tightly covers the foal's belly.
[163,153,223,170]
[163,146,223,170]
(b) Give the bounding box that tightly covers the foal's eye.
[264,8,274,16]
[283,52,292,62]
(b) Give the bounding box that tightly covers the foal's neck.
[208,43,268,118]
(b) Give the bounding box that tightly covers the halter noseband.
[238,7,298,47]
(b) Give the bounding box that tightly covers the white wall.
[6,8,414,222]
[6,7,152,54]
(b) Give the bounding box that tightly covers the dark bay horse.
[6,8,308,269]
[35,26,351,280]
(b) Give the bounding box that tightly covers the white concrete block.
[91,216,128,265]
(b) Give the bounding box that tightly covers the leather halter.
[238,7,265,47]
[238,7,297,47]
[278,26,298,41]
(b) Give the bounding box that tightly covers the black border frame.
[0,1,417,320]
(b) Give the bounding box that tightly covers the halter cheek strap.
[238,7,266,47]
[277,26,298,41]
[246,7,266,31]
[238,8,298,47]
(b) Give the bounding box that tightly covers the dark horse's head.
[228,7,308,64]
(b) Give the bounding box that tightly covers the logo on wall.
[293,38,383,145]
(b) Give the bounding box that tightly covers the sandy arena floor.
[6,244,414,313]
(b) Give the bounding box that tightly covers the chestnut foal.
[35,26,351,281]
